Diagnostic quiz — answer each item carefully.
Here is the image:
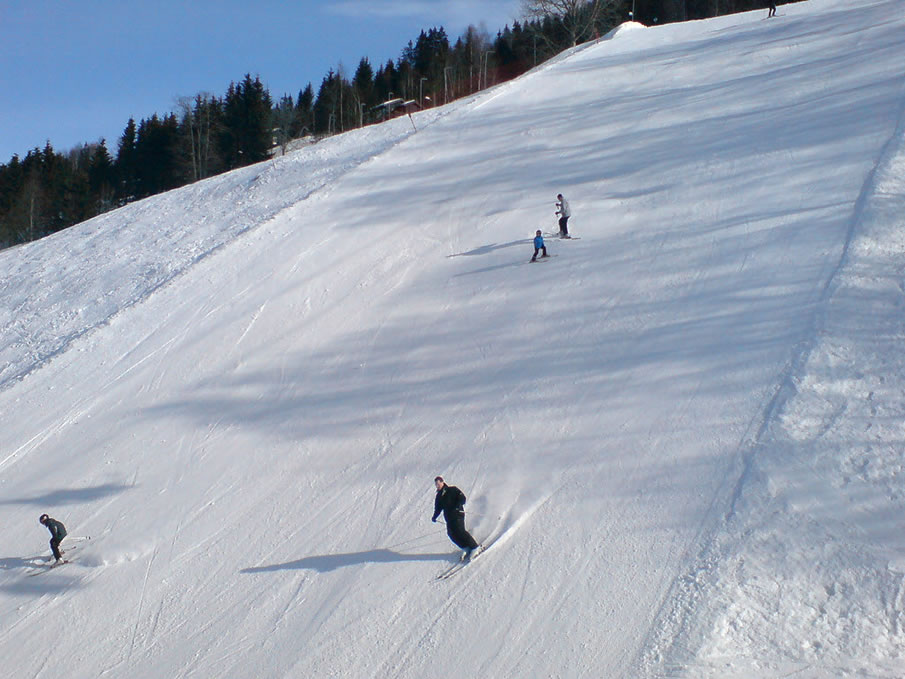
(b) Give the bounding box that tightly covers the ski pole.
[387,531,445,550]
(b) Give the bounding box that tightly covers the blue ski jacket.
[534,235,545,249]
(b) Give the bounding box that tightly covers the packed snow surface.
[2,1,905,676]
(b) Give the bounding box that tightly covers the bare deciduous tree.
[521,0,608,46]
[177,94,216,181]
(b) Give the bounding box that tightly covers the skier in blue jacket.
[532,230,549,262]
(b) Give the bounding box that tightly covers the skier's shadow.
[240,549,452,574]
[0,555,45,571]
[447,239,536,277]
[447,239,530,258]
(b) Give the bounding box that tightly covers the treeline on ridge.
[0,0,786,249]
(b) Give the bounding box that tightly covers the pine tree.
[115,118,139,203]
[313,70,339,135]
[220,74,273,168]
[295,84,315,137]
[0,155,24,246]
[134,114,181,197]
[88,139,115,212]
[353,58,376,122]
[272,94,296,153]
[374,59,398,105]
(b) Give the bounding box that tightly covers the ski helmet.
[536,230,542,236]
[39,514,49,524]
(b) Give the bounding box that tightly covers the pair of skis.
[529,233,580,263]
[25,536,90,577]
[542,232,580,240]
[27,550,75,576]
[435,544,488,580]
[28,559,70,576]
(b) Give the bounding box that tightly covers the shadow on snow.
[240,549,453,574]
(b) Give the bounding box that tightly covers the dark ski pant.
[558,216,569,236]
[446,512,479,550]
[532,246,548,261]
[50,537,64,561]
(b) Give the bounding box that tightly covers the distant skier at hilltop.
[39,514,67,563]
[432,476,481,560]
[768,0,777,17]
[555,193,571,238]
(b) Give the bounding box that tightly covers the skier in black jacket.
[432,476,480,559]
[39,514,67,563]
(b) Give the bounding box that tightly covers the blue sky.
[0,0,522,161]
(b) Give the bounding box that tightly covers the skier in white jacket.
[556,194,571,238]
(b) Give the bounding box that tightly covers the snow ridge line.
[470,39,598,113]
[633,76,905,677]
[0,206,281,394]
[721,66,905,530]
[0,123,436,396]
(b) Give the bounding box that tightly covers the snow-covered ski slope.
[2,0,904,676]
